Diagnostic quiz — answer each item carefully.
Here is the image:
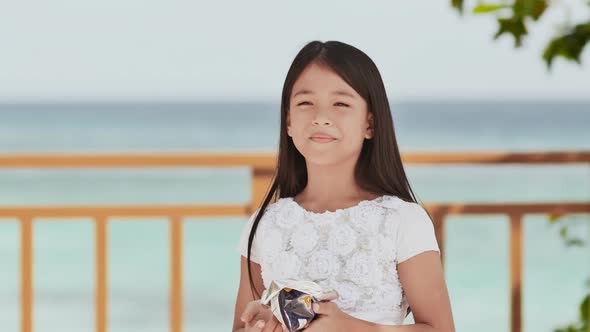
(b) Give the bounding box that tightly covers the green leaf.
[513,0,548,20]
[452,0,464,13]
[494,17,528,47]
[565,238,585,247]
[543,21,590,68]
[581,294,589,323]
[560,225,568,239]
[553,325,583,332]
[473,4,511,13]
[549,213,565,223]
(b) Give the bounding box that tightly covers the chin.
[300,151,344,166]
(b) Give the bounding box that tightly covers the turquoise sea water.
[0,101,589,332]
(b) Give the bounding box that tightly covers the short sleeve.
[236,208,262,264]
[395,203,440,264]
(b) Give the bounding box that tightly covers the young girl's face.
[287,63,373,165]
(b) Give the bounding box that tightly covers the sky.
[0,0,589,102]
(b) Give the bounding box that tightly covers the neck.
[298,156,368,204]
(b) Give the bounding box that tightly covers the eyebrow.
[292,89,355,98]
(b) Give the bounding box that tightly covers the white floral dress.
[236,194,440,325]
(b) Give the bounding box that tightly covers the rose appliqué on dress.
[272,198,305,229]
[307,249,340,280]
[289,222,319,256]
[258,224,286,261]
[366,282,403,312]
[345,252,383,288]
[348,203,384,234]
[327,223,358,257]
[266,251,303,281]
[366,233,397,264]
[331,280,362,310]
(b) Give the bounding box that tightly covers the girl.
[232,40,455,332]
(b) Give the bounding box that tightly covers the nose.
[312,109,332,126]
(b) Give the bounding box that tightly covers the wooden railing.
[0,151,589,332]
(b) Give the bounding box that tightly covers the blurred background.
[0,1,589,332]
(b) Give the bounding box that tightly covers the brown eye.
[334,102,349,107]
[297,101,312,106]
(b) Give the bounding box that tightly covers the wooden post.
[170,216,183,332]
[20,217,33,332]
[250,167,275,214]
[95,217,108,332]
[509,214,523,332]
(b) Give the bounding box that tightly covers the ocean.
[0,101,589,332]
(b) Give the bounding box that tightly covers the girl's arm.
[232,256,265,332]
[369,251,455,332]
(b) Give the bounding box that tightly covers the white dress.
[236,194,440,326]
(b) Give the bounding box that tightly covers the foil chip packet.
[260,279,339,332]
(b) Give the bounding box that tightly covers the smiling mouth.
[310,137,337,143]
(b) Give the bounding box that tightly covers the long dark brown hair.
[246,40,426,300]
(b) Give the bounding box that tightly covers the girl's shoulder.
[372,194,407,211]
[370,194,429,217]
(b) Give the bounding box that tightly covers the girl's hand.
[240,300,289,332]
[305,301,370,332]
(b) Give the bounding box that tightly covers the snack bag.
[260,279,338,332]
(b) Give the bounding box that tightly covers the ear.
[364,112,374,139]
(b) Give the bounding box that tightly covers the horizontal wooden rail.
[1,202,587,220]
[0,204,251,218]
[0,152,277,168]
[0,150,588,169]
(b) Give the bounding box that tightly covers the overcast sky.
[1,0,589,102]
